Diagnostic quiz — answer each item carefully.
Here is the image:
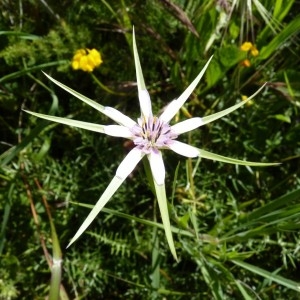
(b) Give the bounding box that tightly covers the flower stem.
[90,73,127,96]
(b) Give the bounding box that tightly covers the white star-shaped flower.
[25,28,277,260]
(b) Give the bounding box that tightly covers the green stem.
[90,73,127,96]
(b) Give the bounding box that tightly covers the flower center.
[130,116,177,153]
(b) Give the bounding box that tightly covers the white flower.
[25,28,277,260]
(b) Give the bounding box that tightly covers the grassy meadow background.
[0,0,300,299]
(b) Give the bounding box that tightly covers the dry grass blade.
[159,0,199,37]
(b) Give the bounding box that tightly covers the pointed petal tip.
[42,71,52,80]
[66,237,75,249]
[173,252,179,262]
[198,148,280,166]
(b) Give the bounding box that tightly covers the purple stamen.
[131,116,177,153]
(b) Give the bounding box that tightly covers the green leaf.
[0,30,41,40]
[205,46,245,88]
[206,58,223,88]
[200,264,224,300]
[259,17,300,60]
[120,0,133,48]
[0,61,68,83]
[154,182,178,261]
[229,22,240,40]
[219,45,245,67]
[235,280,258,300]
[273,0,295,22]
[24,110,105,133]
[151,226,160,293]
[0,93,59,167]
[48,212,63,300]
[232,260,300,292]
[247,188,300,221]
[273,114,291,123]
[221,189,300,242]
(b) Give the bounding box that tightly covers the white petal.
[168,141,199,158]
[116,147,145,179]
[103,106,136,127]
[160,56,213,123]
[139,89,152,118]
[159,99,179,123]
[148,151,165,185]
[103,125,133,138]
[171,117,204,135]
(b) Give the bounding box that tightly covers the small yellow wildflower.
[242,95,254,107]
[71,48,103,72]
[241,59,251,67]
[241,42,259,57]
[240,42,253,52]
[250,45,259,57]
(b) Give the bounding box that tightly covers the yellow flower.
[240,42,253,52]
[71,48,103,72]
[242,95,254,107]
[240,42,259,57]
[241,59,251,67]
[250,45,259,57]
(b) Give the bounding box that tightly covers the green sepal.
[67,176,124,248]
[132,27,146,91]
[24,110,105,133]
[153,181,178,261]
[198,148,279,166]
[201,84,266,126]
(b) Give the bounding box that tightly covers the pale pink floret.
[130,116,178,154]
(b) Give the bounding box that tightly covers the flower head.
[72,48,102,72]
[242,95,254,107]
[250,46,259,57]
[241,59,251,67]
[240,42,253,52]
[240,42,259,57]
[26,28,277,260]
[130,116,178,154]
